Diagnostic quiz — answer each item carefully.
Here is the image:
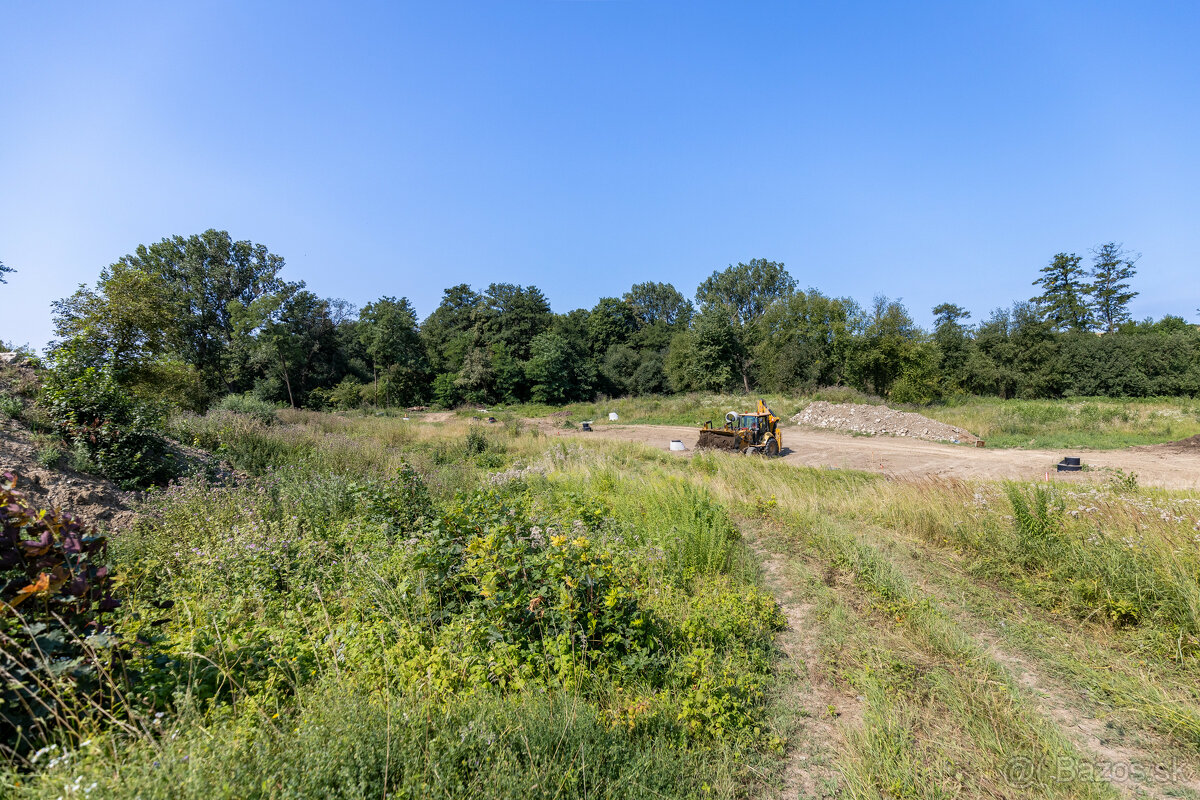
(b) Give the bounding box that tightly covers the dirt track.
[546,422,1200,491]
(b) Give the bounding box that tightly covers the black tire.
[765,437,779,457]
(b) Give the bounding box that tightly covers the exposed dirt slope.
[0,417,138,530]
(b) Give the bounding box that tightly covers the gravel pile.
[791,401,980,445]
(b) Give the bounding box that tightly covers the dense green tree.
[525,332,574,404]
[1090,243,1139,333]
[665,305,743,392]
[587,297,637,357]
[115,230,287,399]
[489,343,526,404]
[357,297,429,407]
[51,263,204,408]
[931,303,973,391]
[629,350,669,395]
[455,347,494,405]
[247,290,342,408]
[696,259,796,391]
[848,296,924,397]
[1032,253,1093,331]
[599,345,640,396]
[479,283,553,361]
[696,259,796,326]
[421,284,481,374]
[755,290,859,391]
[550,309,598,401]
[624,282,692,327]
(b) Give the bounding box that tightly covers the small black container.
[581,422,592,432]
[1057,457,1082,472]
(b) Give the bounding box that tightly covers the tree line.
[40,230,1200,410]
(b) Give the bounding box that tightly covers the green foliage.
[40,346,176,488]
[1090,242,1139,334]
[665,306,743,392]
[0,472,119,756]
[169,411,314,473]
[214,392,278,425]
[0,395,21,420]
[1003,483,1066,570]
[524,332,573,404]
[1032,252,1093,331]
[349,462,431,531]
[33,443,62,469]
[357,296,429,407]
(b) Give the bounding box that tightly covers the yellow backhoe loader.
[696,399,782,456]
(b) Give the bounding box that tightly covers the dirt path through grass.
[542,422,1200,490]
[853,530,1200,799]
[751,538,861,799]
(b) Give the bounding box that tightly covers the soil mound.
[791,401,980,445]
[1141,433,1200,453]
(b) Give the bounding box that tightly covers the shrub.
[214,393,278,425]
[0,472,120,756]
[405,489,664,690]
[0,395,22,420]
[33,443,61,469]
[350,462,432,532]
[40,348,176,488]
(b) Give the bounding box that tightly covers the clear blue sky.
[2,1,1197,350]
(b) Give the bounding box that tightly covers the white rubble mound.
[790,401,979,445]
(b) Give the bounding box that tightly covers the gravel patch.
[791,401,980,445]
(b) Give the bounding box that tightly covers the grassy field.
[923,396,1200,449]
[474,390,1200,450]
[6,408,1200,798]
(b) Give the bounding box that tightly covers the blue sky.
[2,1,1197,350]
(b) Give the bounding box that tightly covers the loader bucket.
[696,429,741,452]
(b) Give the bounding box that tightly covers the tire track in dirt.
[867,534,1200,800]
[751,537,861,800]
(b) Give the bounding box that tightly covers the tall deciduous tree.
[126,230,287,396]
[478,283,553,361]
[695,259,795,391]
[525,332,573,403]
[1031,253,1092,331]
[357,297,428,407]
[0,260,13,285]
[1090,243,1139,334]
[623,282,692,327]
[586,297,636,357]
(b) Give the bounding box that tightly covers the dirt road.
[546,422,1200,490]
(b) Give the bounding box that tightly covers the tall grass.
[4,409,785,799]
[917,396,1200,448]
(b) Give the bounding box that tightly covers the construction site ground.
[535,420,1200,491]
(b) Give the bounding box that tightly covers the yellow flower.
[550,535,567,547]
[572,537,589,549]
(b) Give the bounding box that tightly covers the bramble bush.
[40,346,176,488]
[0,472,120,756]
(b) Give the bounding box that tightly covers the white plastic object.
[609,412,619,421]
[669,440,686,451]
